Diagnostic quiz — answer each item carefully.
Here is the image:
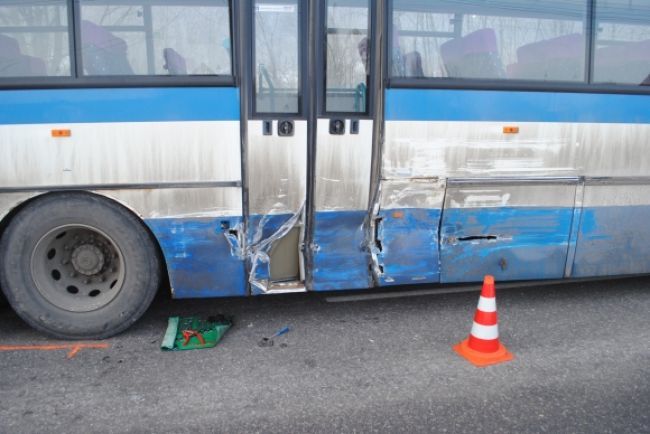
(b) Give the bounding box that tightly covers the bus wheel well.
[0,190,170,299]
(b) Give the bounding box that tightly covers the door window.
[325,0,371,113]
[254,0,301,114]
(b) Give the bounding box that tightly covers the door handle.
[278,120,294,137]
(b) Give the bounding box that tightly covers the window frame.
[319,0,375,118]
[0,0,236,89]
[386,0,650,95]
[249,0,307,119]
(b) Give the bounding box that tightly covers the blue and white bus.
[1,0,649,339]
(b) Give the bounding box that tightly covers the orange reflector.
[392,211,404,219]
[503,126,519,134]
[51,129,71,137]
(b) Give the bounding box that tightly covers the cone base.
[453,338,514,367]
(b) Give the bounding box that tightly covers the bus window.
[391,0,588,82]
[79,0,231,76]
[254,0,300,114]
[325,0,370,113]
[593,0,650,86]
[0,0,71,78]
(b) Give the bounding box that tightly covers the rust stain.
[0,342,110,359]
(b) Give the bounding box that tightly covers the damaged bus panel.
[1,0,650,338]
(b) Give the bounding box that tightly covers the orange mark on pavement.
[0,343,109,359]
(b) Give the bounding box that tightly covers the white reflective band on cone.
[470,322,499,340]
[477,296,497,312]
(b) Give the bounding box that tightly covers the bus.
[1,0,649,339]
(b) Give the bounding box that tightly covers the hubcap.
[31,225,126,312]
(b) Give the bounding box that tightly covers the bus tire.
[0,192,161,339]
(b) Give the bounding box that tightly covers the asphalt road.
[0,277,648,433]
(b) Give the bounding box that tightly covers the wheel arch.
[0,190,171,297]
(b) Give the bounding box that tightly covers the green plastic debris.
[161,315,232,351]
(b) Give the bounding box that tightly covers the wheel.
[0,192,161,339]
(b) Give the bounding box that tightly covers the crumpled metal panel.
[371,179,446,286]
[246,120,307,293]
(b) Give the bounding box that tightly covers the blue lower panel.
[376,208,441,286]
[441,207,574,283]
[146,217,246,298]
[312,210,372,291]
[573,206,650,277]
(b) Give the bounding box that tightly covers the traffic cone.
[453,275,514,367]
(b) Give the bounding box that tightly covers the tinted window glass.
[79,0,231,76]
[254,0,300,114]
[593,0,650,86]
[325,0,370,113]
[392,0,588,82]
[0,0,71,78]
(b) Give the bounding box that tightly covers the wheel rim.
[30,225,126,313]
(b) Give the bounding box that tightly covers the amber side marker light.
[503,126,519,134]
[51,129,71,137]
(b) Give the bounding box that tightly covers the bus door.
[243,0,376,293]
[310,0,376,291]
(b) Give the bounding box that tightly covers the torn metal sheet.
[245,120,307,294]
[247,204,304,294]
[371,179,446,286]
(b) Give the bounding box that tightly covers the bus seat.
[642,73,650,86]
[0,35,29,76]
[440,28,504,79]
[163,48,187,75]
[594,39,650,85]
[81,20,133,75]
[0,34,21,57]
[404,51,424,77]
[24,55,47,76]
[509,33,584,81]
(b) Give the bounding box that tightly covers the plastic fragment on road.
[161,315,232,351]
[258,325,291,347]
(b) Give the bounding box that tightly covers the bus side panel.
[573,185,650,277]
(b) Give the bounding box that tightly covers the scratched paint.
[312,210,371,291]
[573,205,650,277]
[146,217,246,298]
[440,207,574,283]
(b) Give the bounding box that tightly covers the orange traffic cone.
[453,275,514,367]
